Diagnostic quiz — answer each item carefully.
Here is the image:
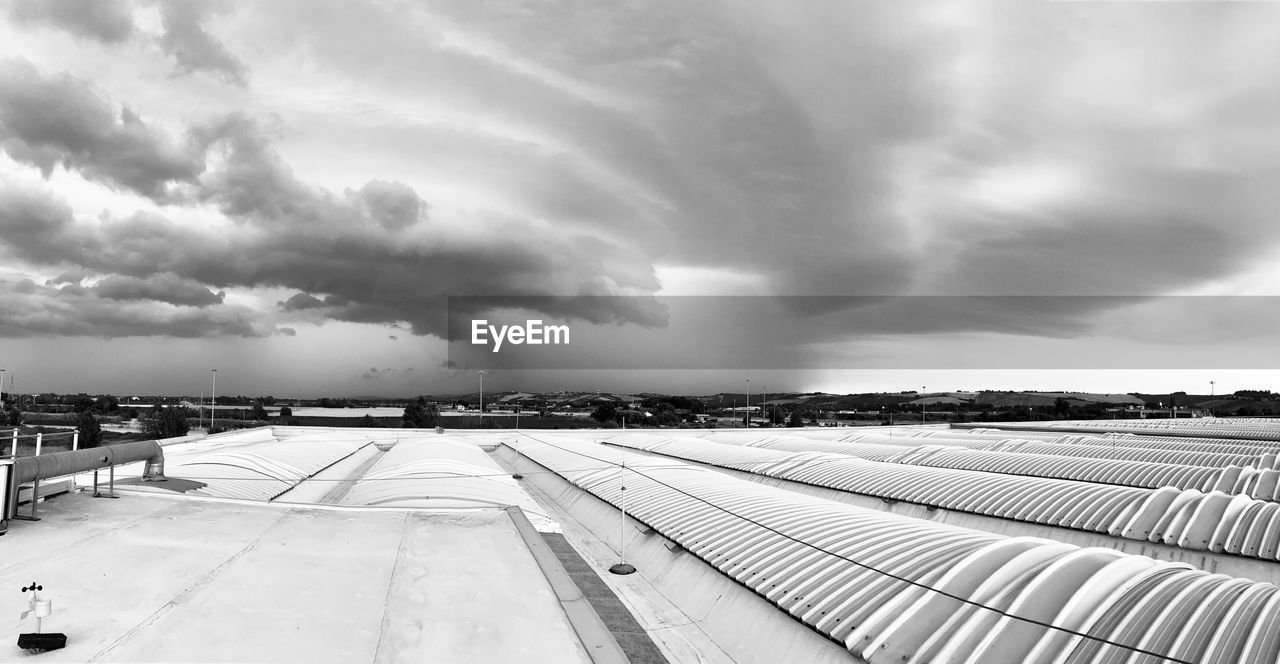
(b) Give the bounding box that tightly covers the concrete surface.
[2,491,592,663]
[540,532,669,664]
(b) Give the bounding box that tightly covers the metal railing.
[1,429,80,457]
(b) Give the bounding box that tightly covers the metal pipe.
[6,441,164,521]
[13,440,166,485]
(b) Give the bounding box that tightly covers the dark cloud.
[275,327,297,336]
[358,180,426,231]
[320,0,919,295]
[92,273,223,307]
[155,0,248,85]
[0,184,75,262]
[190,114,303,217]
[49,269,89,285]
[388,335,397,341]
[945,216,1240,296]
[173,115,659,334]
[55,282,88,297]
[3,1,1278,356]
[8,0,135,44]
[396,0,1279,300]
[776,296,1141,343]
[0,276,269,338]
[278,292,326,311]
[10,0,248,86]
[0,59,205,199]
[0,106,663,338]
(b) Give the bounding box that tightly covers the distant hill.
[286,388,1261,415]
[975,392,1143,408]
[685,390,1148,412]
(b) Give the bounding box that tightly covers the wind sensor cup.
[17,582,67,652]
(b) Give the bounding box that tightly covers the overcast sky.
[1,0,1278,398]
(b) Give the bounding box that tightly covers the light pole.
[921,386,927,424]
[478,370,486,429]
[745,378,751,428]
[0,368,6,409]
[211,369,217,431]
[1210,380,1216,418]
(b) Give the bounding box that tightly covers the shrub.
[143,407,191,439]
[76,412,104,448]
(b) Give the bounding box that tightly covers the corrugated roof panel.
[1059,564,1191,664]
[1165,578,1256,662]
[508,437,1280,663]
[957,548,1129,663]
[604,435,1280,562]
[864,538,1068,661]
[1001,441,1256,468]
[1226,586,1280,663]
[917,428,1280,457]
[1222,501,1267,554]
[776,436,1225,492]
[1198,583,1276,664]
[962,420,1280,445]
[1018,555,1161,663]
[1258,516,1280,560]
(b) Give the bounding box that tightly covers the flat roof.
[34,422,1280,662]
[2,492,592,663]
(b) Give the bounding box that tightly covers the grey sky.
[1,0,1278,397]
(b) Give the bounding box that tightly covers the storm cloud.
[0,105,664,338]
[0,0,1277,366]
[0,59,205,199]
[93,273,224,307]
[155,0,248,85]
[0,275,267,338]
[8,0,135,44]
